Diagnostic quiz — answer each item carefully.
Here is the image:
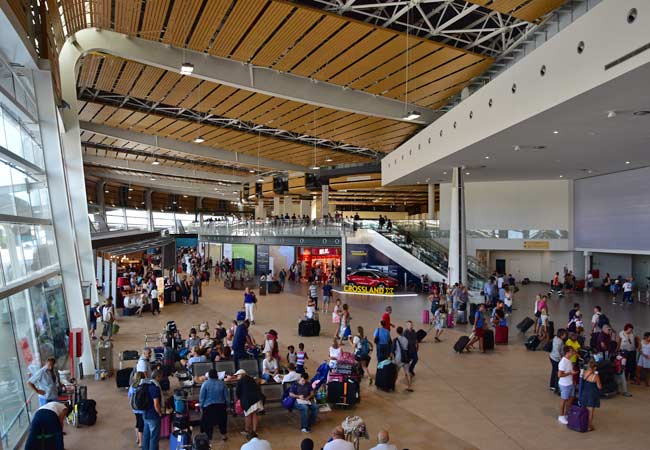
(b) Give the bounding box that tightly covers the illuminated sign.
[523,240,550,249]
[343,284,394,295]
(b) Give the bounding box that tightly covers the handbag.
[112,322,120,335]
[281,395,295,410]
[234,400,244,416]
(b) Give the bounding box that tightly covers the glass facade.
[1,62,70,448]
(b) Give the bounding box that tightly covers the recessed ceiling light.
[193,136,205,143]
[128,187,133,191]
[256,177,264,183]
[553,130,559,134]
[141,201,145,205]
[587,170,593,174]
[183,195,188,198]
[625,161,631,164]
[104,190,109,193]
[559,175,564,178]
[180,62,194,75]
[89,200,93,204]
[232,191,238,194]
[325,158,333,162]
[484,156,490,159]
[150,177,156,181]
[128,196,132,199]
[465,172,470,175]
[151,160,160,165]
[443,171,448,175]
[172,201,177,204]
[249,169,255,173]
[214,187,219,191]
[403,111,421,121]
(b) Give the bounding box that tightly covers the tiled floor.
[63,281,650,450]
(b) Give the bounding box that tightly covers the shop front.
[297,247,341,282]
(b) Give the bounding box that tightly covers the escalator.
[348,221,489,290]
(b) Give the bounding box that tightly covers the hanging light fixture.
[311,109,319,171]
[256,130,264,183]
[193,136,205,143]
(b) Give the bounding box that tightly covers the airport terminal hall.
[3,0,650,449]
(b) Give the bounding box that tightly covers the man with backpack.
[392,327,413,392]
[99,296,115,342]
[403,321,419,377]
[134,369,163,450]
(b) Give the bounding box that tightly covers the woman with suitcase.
[579,359,602,431]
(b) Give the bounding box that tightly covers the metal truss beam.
[309,0,534,57]
[79,88,381,160]
[79,121,309,173]
[84,167,240,201]
[62,28,436,124]
[81,154,248,184]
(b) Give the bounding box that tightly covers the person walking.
[192,274,201,304]
[27,357,60,407]
[403,321,419,377]
[393,327,413,392]
[339,304,351,343]
[309,281,319,310]
[353,326,373,383]
[199,369,229,441]
[100,296,115,342]
[373,321,391,362]
[465,303,487,352]
[322,280,333,313]
[288,373,319,433]
[243,288,256,325]
[150,284,160,315]
[89,301,99,339]
[142,370,163,450]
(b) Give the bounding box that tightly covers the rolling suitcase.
[567,405,589,432]
[483,329,495,351]
[115,368,133,388]
[421,310,430,325]
[193,433,211,450]
[469,303,478,325]
[495,326,508,345]
[169,430,192,450]
[160,414,172,439]
[597,361,618,397]
[525,335,541,351]
[327,379,359,406]
[236,310,246,322]
[447,313,454,328]
[516,317,535,334]
[416,329,427,343]
[96,341,113,374]
[375,363,396,392]
[453,336,470,353]
[298,319,320,337]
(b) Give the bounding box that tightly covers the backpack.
[394,338,411,364]
[131,382,152,411]
[597,314,610,329]
[356,338,370,358]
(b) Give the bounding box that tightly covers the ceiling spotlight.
[607,110,617,118]
[104,190,109,194]
[465,172,471,175]
[193,136,205,143]
[559,175,564,178]
[128,196,132,199]
[249,169,255,173]
[183,195,188,198]
[403,111,421,121]
[214,187,219,191]
[443,171,448,175]
[553,130,559,134]
[256,177,264,183]
[172,201,177,204]
[513,145,520,151]
[625,161,631,164]
[128,187,133,191]
[152,160,160,165]
[312,165,320,170]
[325,158,333,162]
[180,62,194,75]
[484,156,490,159]
[150,177,156,181]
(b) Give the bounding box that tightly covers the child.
[434,305,446,342]
[539,308,550,341]
[332,299,342,324]
[305,298,316,320]
[286,345,297,366]
[503,287,513,314]
[296,342,309,374]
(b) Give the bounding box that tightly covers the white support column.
[448,167,467,286]
[322,185,329,218]
[300,199,310,217]
[284,195,291,216]
[34,67,95,374]
[96,180,106,218]
[144,189,153,231]
[427,183,435,220]
[256,199,265,219]
[196,197,204,227]
[273,196,281,216]
[584,251,592,292]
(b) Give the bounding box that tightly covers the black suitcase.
[116,368,132,388]
[547,320,555,338]
[327,379,359,406]
[517,317,535,333]
[298,319,320,337]
[453,336,470,353]
[375,364,396,392]
[416,329,427,343]
[525,335,541,351]
[483,329,494,351]
[77,399,97,426]
[469,304,478,325]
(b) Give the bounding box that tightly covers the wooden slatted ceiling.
[78,101,369,167]
[89,0,112,29]
[161,0,204,47]
[231,1,294,62]
[466,0,565,22]
[139,0,170,40]
[186,0,231,51]
[114,0,140,35]
[209,0,268,58]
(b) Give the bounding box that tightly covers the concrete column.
[34,67,95,374]
[310,199,318,220]
[96,180,106,218]
[256,199,265,219]
[300,199,310,217]
[584,251,592,291]
[273,196,281,216]
[196,197,204,226]
[321,185,329,218]
[284,195,291,216]
[448,167,467,286]
[144,189,153,230]
[427,183,435,220]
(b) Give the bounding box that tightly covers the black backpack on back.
[131,382,152,411]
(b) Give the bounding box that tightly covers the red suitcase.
[422,309,430,325]
[160,414,171,438]
[495,326,508,345]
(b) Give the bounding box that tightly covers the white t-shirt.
[150,289,158,299]
[623,282,632,292]
[558,357,574,386]
[497,277,504,288]
[306,305,315,319]
[282,371,301,384]
[370,444,398,450]
[241,437,273,450]
[329,346,342,367]
[39,401,68,415]
[136,356,150,375]
[352,336,361,354]
[323,439,355,450]
[262,358,278,374]
[591,312,602,332]
[102,304,114,322]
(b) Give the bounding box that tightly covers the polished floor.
[64,281,650,450]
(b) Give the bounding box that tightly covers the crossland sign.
[344,284,395,295]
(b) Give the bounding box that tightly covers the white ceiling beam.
[85,169,240,201]
[79,121,307,173]
[81,154,248,184]
[61,28,436,125]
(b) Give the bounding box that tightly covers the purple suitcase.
[422,309,430,325]
[567,405,589,432]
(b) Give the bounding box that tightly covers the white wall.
[488,250,583,283]
[440,180,571,230]
[592,253,633,280]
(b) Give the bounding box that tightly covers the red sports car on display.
[346,270,398,288]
